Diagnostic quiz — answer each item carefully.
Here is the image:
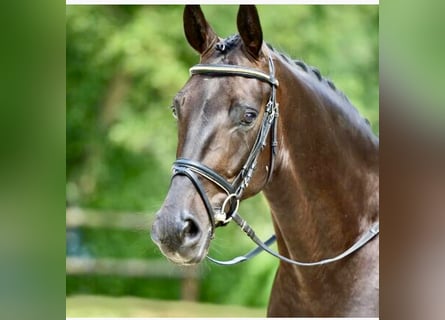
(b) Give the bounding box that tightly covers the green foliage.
[66,5,378,308]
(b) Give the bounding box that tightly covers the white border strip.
[66,1,379,5]
[67,318,380,320]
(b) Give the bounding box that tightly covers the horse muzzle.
[150,158,242,265]
[151,209,212,265]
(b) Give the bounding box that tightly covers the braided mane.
[215,35,370,126]
[216,35,347,100]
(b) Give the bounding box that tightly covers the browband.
[190,64,279,87]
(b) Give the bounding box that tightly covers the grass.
[66,294,266,318]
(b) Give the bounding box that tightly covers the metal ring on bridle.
[216,193,240,224]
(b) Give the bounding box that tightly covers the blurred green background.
[66,4,378,312]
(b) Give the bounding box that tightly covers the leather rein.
[171,57,379,266]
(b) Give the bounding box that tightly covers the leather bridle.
[171,56,379,266]
[172,57,279,227]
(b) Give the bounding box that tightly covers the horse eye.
[170,105,178,119]
[241,111,258,125]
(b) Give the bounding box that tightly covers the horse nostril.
[182,218,200,240]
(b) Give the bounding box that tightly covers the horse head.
[151,5,276,265]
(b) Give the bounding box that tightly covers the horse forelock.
[215,34,241,53]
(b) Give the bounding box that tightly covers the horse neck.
[263,57,379,263]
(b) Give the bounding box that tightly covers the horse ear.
[237,5,263,59]
[183,5,218,54]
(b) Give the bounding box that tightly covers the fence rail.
[66,207,150,230]
[66,257,200,279]
[66,207,201,301]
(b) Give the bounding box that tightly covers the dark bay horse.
[151,5,379,317]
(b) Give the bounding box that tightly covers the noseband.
[172,57,279,228]
[170,57,379,266]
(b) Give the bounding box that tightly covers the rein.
[171,57,379,266]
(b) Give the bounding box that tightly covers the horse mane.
[264,42,352,104]
[266,41,373,128]
[215,35,371,127]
